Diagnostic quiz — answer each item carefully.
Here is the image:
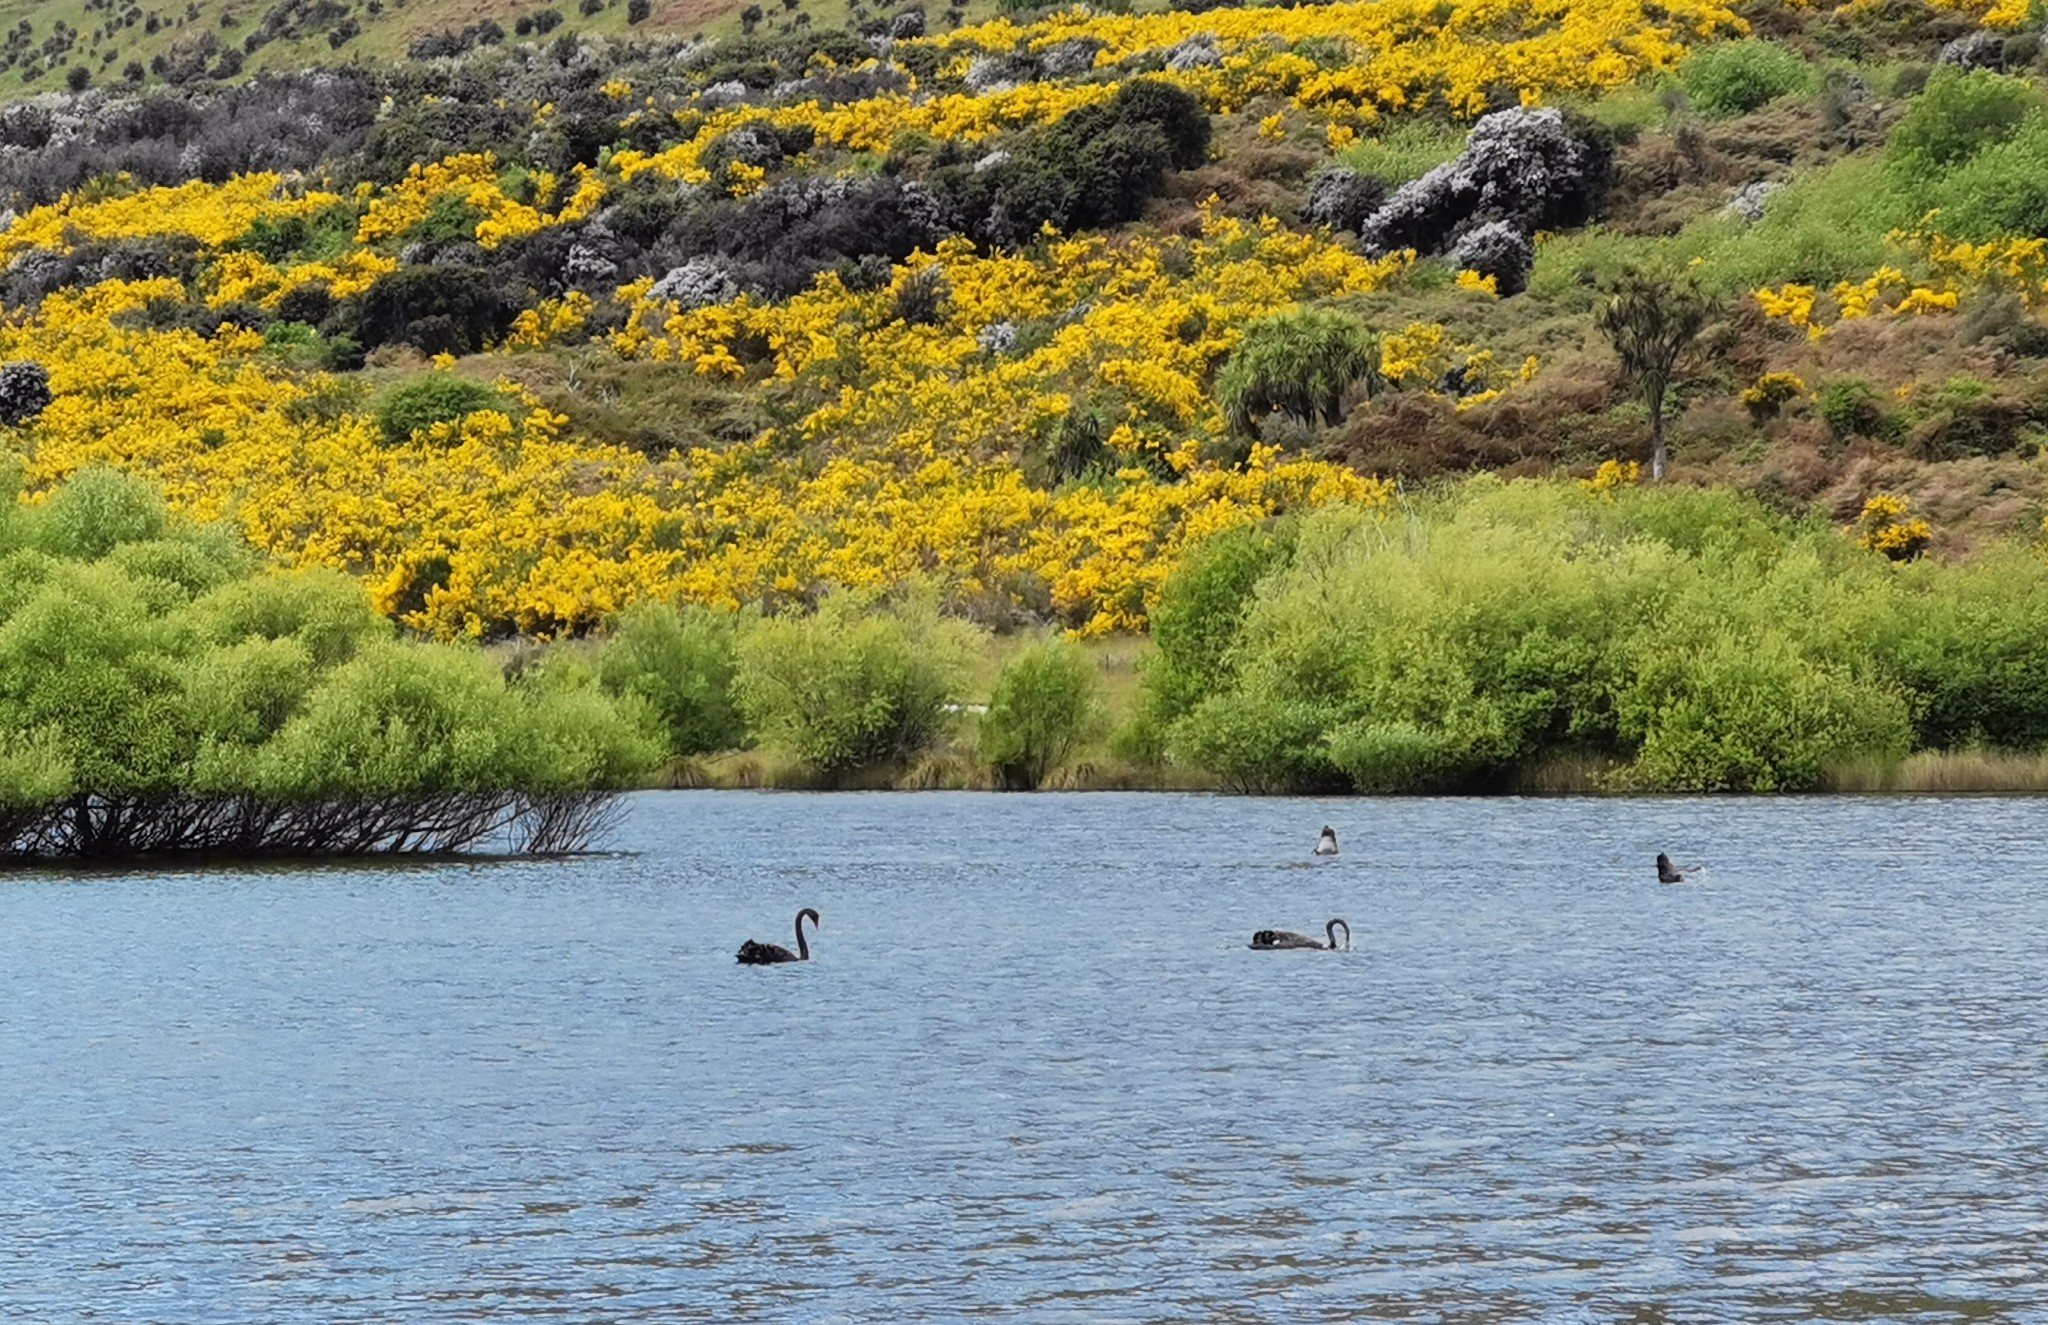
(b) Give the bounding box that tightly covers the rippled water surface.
[6,792,2048,1321]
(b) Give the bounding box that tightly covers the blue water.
[4,792,2047,1321]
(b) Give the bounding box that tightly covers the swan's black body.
[1250,918,1350,950]
[1656,853,1687,884]
[738,907,819,964]
[1313,825,1339,856]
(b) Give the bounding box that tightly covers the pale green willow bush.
[978,636,1099,789]
[733,589,982,774]
[1147,479,2048,793]
[0,466,659,856]
[597,600,746,760]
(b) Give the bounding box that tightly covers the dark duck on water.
[737,908,819,964]
[1250,918,1350,950]
[1656,853,1696,884]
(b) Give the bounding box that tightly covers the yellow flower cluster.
[1912,230,2048,306]
[1582,458,1641,495]
[613,209,1414,474]
[941,0,1743,121]
[1853,493,1931,561]
[1754,269,1958,338]
[352,153,602,251]
[506,292,597,348]
[0,174,343,267]
[1378,321,1533,408]
[1741,370,1806,421]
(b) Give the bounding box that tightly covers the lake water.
[4,792,2047,1321]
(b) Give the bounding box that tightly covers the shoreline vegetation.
[592,481,2048,800]
[9,469,2048,865]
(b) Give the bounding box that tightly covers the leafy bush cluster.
[0,466,659,856]
[930,79,1212,245]
[1143,482,2048,793]
[1677,39,1817,118]
[596,593,1096,788]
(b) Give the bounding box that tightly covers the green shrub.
[1884,550,2048,749]
[1165,690,1341,793]
[596,601,746,759]
[977,636,1098,789]
[1615,633,1911,791]
[1933,118,2048,239]
[355,264,521,357]
[377,375,513,445]
[733,592,982,774]
[27,467,166,560]
[1144,519,1298,725]
[1816,379,1892,441]
[1678,40,1818,118]
[1139,481,1998,793]
[1886,67,2042,181]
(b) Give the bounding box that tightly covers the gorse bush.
[1677,39,1817,118]
[978,636,1098,789]
[1144,481,2048,793]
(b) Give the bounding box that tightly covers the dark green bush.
[1678,40,1817,118]
[376,374,513,445]
[355,264,522,357]
[1816,378,1892,441]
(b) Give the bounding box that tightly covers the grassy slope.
[0,0,1028,94]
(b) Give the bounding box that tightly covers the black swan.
[1250,918,1350,950]
[1656,853,1695,884]
[1313,825,1339,856]
[737,908,819,964]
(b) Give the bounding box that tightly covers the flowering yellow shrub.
[1741,371,1807,421]
[942,0,1742,121]
[1756,271,1958,337]
[1379,321,1525,406]
[1853,493,1931,561]
[0,175,344,267]
[1582,458,1641,494]
[1,210,1424,638]
[506,293,597,349]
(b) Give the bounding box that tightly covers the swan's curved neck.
[1327,918,1350,950]
[794,909,816,961]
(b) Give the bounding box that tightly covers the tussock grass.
[1824,749,2048,793]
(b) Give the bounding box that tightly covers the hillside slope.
[0,0,2040,644]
